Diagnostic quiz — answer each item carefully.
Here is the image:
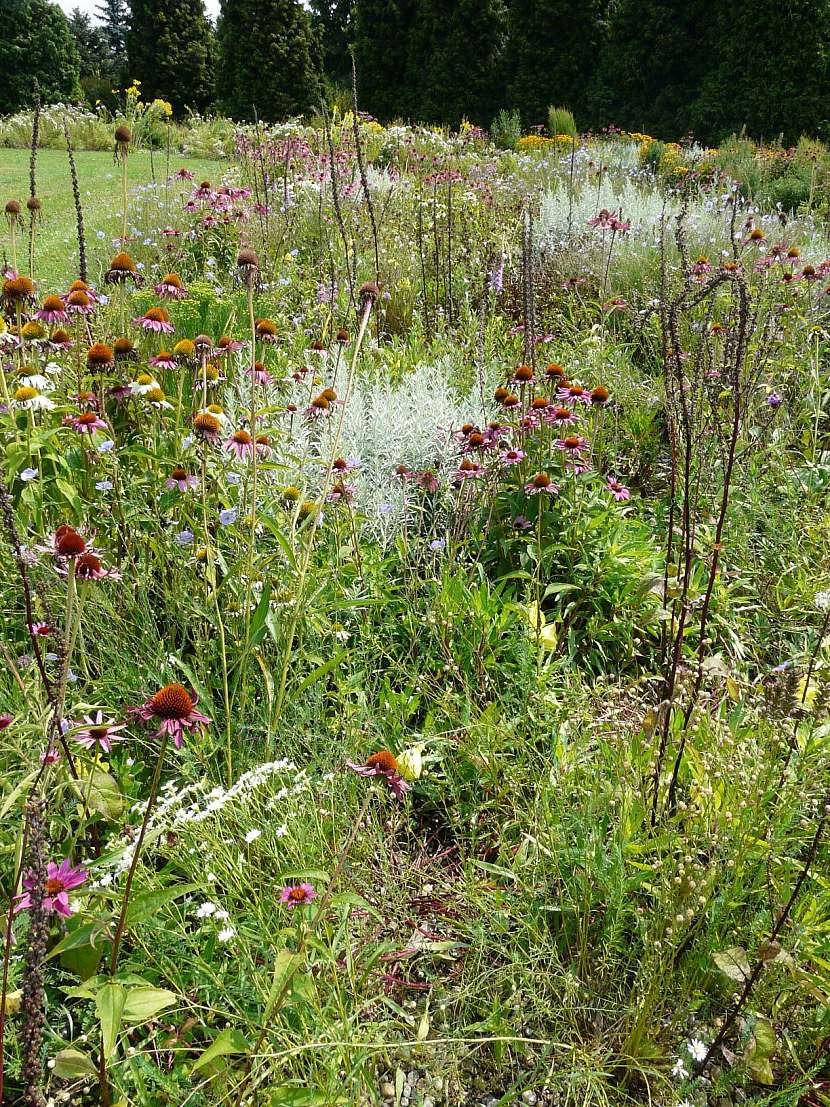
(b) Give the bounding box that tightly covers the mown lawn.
[0,148,223,287]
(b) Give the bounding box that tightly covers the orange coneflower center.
[161,273,182,288]
[114,336,134,355]
[45,877,63,895]
[150,683,194,719]
[494,386,509,402]
[89,726,110,742]
[546,363,565,379]
[232,430,252,445]
[530,397,548,411]
[145,307,169,323]
[567,385,586,398]
[287,887,310,902]
[51,329,70,344]
[76,412,99,427]
[42,295,64,312]
[562,435,582,449]
[109,251,137,273]
[552,406,572,420]
[3,276,35,299]
[66,290,90,308]
[514,364,533,382]
[320,387,337,402]
[366,751,399,773]
[532,472,551,489]
[55,527,86,556]
[502,394,520,408]
[255,434,270,446]
[87,343,114,366]
[255,318,276,336]
[68,280,89,293]
[170,467,188,481]
[590,385,610,403]
[311,396,330,411]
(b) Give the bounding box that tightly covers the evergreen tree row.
[4,0,830,142]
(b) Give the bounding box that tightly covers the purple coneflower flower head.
[15,858,88,918]
[514,514,532,530]
[129,683,210,748]
[280,883,316,908]
[132,306,174,333]
[415,469,439,492]
[67,411,107,435]
[154,274,188,300]
[40,747,61,764]
[524,472,560,496]
[29,622,52,638]
[247,362,273,386]
[0,713,13,729]
[327,481,356,503]
[71,710,127,752]
[347,751,410,801]
[36,295,69,324]
[72,550,122,581]
[501,447,525,466]
[545,405,579,426]
[452,459,485,484]
[150,351,177,371]
[165,466,199,493]
[556,434,589,455]
[606,477,631,501]
[225,429,255,460]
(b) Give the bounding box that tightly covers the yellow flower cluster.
[516,134,573,151]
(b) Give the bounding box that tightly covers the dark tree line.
[3,0,830,141]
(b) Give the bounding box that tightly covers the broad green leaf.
[48,920,104,961]
[122,987,178,1023]
[191,1027,250,1074]
[52,1048,98,1079]
[96,982,126,1059]
[269,1091,329,1106]
[294,651,348,696]
[125,883,199,926]
[72,769,123,820]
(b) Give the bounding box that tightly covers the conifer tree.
[505,0,605,129]
[217,0,321,121]
[95,0,130,86]
[352,0,415,120]
[309,0,355,90]
[127,0,216,114]
[406,0,507,126]
[0,0,82,114]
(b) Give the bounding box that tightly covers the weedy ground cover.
[1,108,829,1107]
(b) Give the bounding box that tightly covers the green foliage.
[217,0,322,121]
[0,0,82,114]
[547,104,577,138]
[490,107,521,150]
[352,0,415,120]
[127,0,217,115]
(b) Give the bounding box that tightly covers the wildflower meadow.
[1,105,830,1107]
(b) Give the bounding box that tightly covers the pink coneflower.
[415,469,439,493]
[512,363,535,386]
[524,472,560,496]
[558,384,591,406]
[50,329,73,350]
[225,429,255,460]
[255,434,273,459]
[132,306,174,334]
[0,713,13,729]
[280,883,316,908]
[556,434,589,455]
[500,447,525,465]
[15,858,88,918]
[215,335,245,356]
[452,459,484,483]
[41,748,61,764]
[328,481,356,503]
[73,551,122,581]
[65,289,95,315]
[165,466,198,492]
[545,405,579,426]
[193,411,221,443]
[332,456,361,473]
[36,295,69,325]
[247,361,273,386]
[606,477,631,501]
[150,351,177,371]
[40,524,87,560]
[129,683,210,748]
[154,273,188,300]
[175,168,195,181]
[347,751,410,800]
[29,622,52,638]
[67,411,107,435]
[71,710,127,752]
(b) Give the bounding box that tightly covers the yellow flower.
[526,602,558,650]
[397,745,424,782]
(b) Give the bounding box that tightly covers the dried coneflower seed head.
[359,281,380,306]
[194,334,213,351]
[3,275,35,301]
[494,386,509,402]
[55,526,86,556]
[236,247,259,273]
[26,197,41,213]
[114,124,132,145]
[150,683,194,719]
[320,387,337,402]
[336,328,349,344]
[87,342,114,368]
[5,199,21,216]
[366,751,399,773]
